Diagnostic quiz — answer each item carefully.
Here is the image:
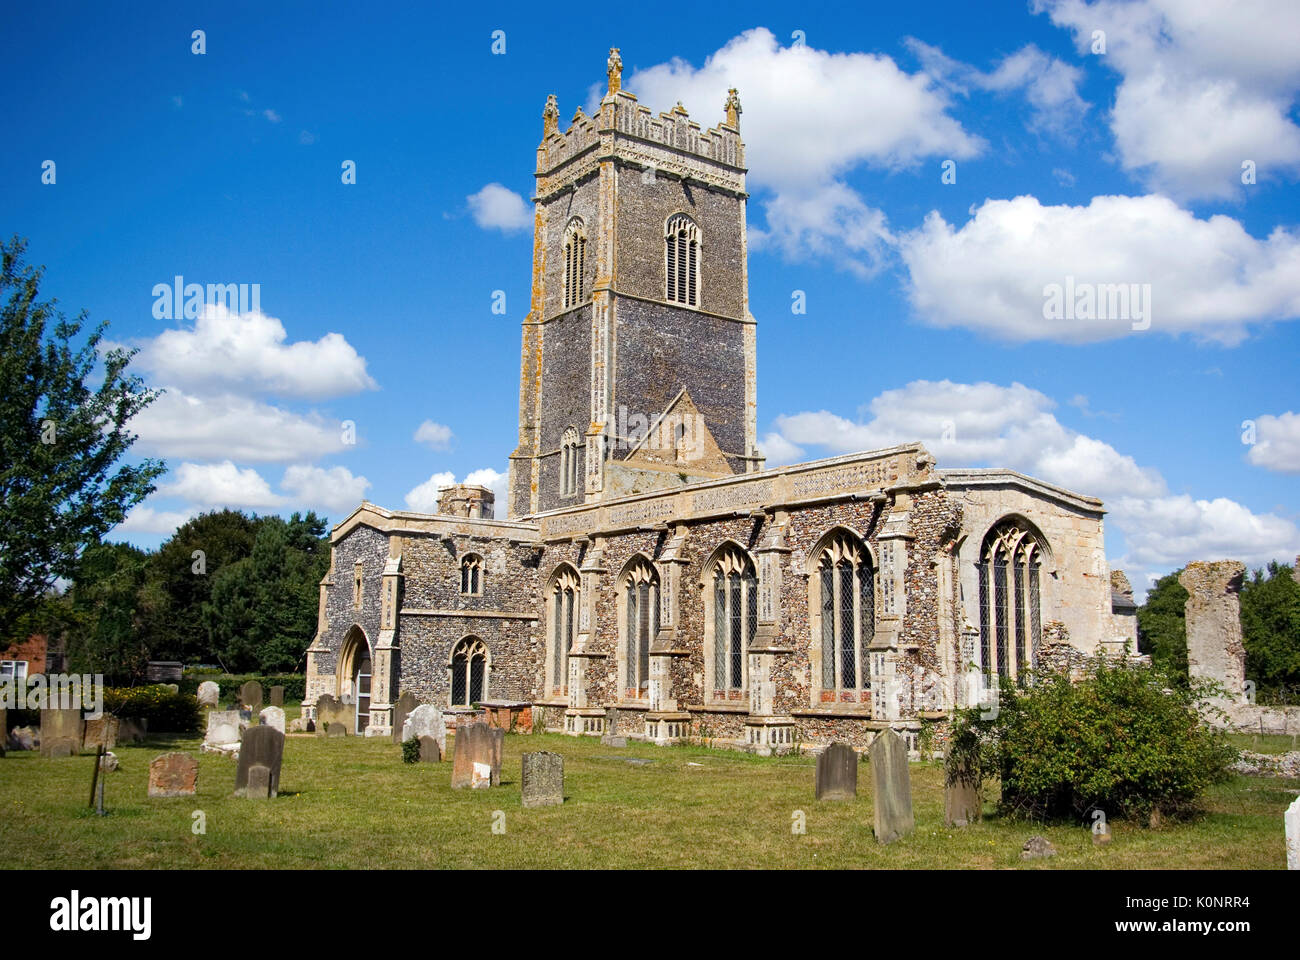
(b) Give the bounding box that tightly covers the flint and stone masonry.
[303,50,1138,751]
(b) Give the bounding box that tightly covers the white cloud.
[131,387,351,462]
[115,504,199,535]
[263,109,282,124]
[467,183,532,233]
[1109,494,1300,571]
[899,194,1300,343]
[759,431,805,467]
[1036,0,1300,199]
[133,303,376,399]
[414,420,454,451]
[1246,411,1300,474]
[463,468,509,517]
[404,468,508,518]
[625,27,982,276]
[281,465,371,515]
[160,461,284,510]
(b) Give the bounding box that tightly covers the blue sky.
[3,0,1298,596]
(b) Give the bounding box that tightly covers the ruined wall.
[1179,560,1247,698]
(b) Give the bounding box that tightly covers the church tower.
[507,48,761,519]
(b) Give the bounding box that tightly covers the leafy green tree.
[0,237,164,632]
[1137,570,1189,680]
[58,540,152,683]
[1240,561,1300,703]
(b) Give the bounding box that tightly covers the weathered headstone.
[83,715,121,751]
[944,763,981,827]
[9,726,37,751]
[401,704,445,757]
[234,725,284,798]
[269,685,284,708]
[148,752,199,798]
[815,742,857,801]
[1021,836,1057,860]
[197,681,220,707]
[418,735,441,762]
[245,765,273,799]
[40,708,84,758]
[98,751,119,773]
[1286,796,1299,870]
[315,694,354,736]
[390,691,420,744]
[869,728,914,844]
[205,709,244,746]
[118,717,148,743]
[258,705,285,735]
[450,723,503,789]
[326,722,347,737]
[521,751,564,807]
[239,680,264,710]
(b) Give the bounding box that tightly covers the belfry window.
[560,427,581,497]
[665,214,700,307]
[563,218,586,309]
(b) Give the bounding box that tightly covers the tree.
[58,541,152,683]
[1137,570,1189,681]
[1240,561,1300,703]
[0,237,164,632]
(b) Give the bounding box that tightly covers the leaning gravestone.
[148,752,198,798]
[1286,796,1300,870]
[418,735,441,762]
[269,685,284,707]
[815,742,857,801]
[450,723,503,789]
[39,708,84,758]
[240,680,264,711]
[258,705,285,735]
[83,715,121,751]
[944,762,981,827]
[234,725,284,798]
[390,691,420,744]
[197,681,220,707]
[401,704,446,757]
[315,694,353,736]
[521,751,564,807]
[870,728,914,844]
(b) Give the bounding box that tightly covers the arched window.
[559,427,582,497]
[976,519,1047,682]
[812,531,874,702]
[665,214,700,307]
[621,559,659,698]
[547,566,581,696]
[563,218,587,309]
[707,546,757,697]
[460,554,483,596]
[450,637,488,706]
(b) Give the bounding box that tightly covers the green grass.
[1225,732,1299,755]
[1,731,1294,869]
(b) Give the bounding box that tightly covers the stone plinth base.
[564,708,606,736]
[644,712,691,745]
[743,716,797,756]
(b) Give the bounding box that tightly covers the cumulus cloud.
[898,194,1300,343]
[414,420,454,451]
[1246,411,1300,474]
[280,465,371,515]
[132,303,376,399]
[159,461,284,510]
[625,27,982,276]
[404,468,508,518]
[467,183,532,233]
[130,388,351,462]
[115,504,200,535]
[1036,0,1300,199]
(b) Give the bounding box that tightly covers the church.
[303,50,1138,752]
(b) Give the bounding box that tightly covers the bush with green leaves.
[402,737,421,764]
[102,684,202,734]
[945,659,1236,823]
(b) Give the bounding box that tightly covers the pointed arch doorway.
[339,626,374,735]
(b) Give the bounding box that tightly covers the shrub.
[102,684,202,734]
[402,737,421,764]
[946,659,1236,823]
[178,671,305,701]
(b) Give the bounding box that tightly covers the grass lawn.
[1,730,1294,869]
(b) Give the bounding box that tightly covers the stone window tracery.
[665,214,700,307]
[560,427,581,497]
[976,519,1047,683]
[563,218,586,309]
[621,559,659,698]
[450,636,488,706]
[707,547,757,697]
[547,565,580,696]
[812,530,874,702]
[460,554,483,596]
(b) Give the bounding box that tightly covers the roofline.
[936,468,1105,513]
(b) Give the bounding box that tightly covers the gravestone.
[99,751,119,773]
[39,708,84,758]
[944,763,981,827]
[163,683,180,694]
[1286,796,1299,870]
[205,709,244,746]
[326,722,347,737]
[258,705,285,735]
[315,694,354,736]
[521,751,564,807]
[869,728,914,844]
[401,704,446,757]
[390,691,420,744]
[148,753,198,798]
[197,681,220,707]
[418,735,441,762]
[10,726,37,751]
[118,718,148,743]
[451,723,503,789]
[269,686,284,707]
[234,725,284,798]
[815,742,857,801]
[83,715,121,751]
[245,765,273,799]
[240,680,264,710]
[1021,836,1057,860]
